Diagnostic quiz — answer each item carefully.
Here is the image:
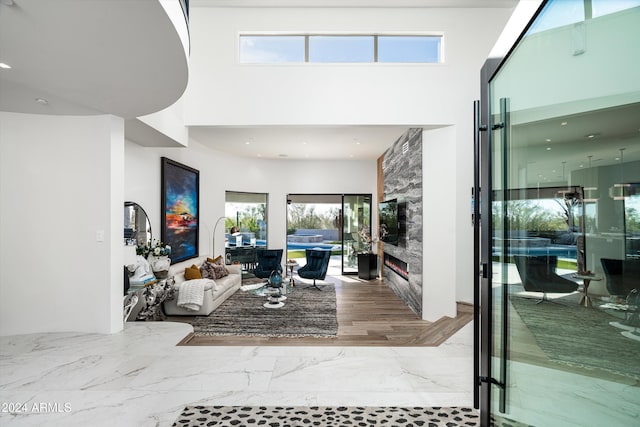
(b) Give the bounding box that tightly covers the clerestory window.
[239,34,443,64]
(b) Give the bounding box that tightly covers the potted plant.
[357,226,378,280]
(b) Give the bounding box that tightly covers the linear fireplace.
[384,253,408,280]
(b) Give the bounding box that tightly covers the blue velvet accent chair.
[601,258,640,297]
[254,249,283,279]
[298,249,332,290]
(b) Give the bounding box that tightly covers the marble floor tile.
[5,320,638,427]
[501,360,640,427]
[0,321,473,426]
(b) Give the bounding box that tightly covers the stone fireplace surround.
[379,128,423,316]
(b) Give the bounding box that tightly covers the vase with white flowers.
[137,240,172,278]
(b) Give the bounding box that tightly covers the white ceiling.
[511,102,640,185]
[189,125,438,159]
[0,0,189,118]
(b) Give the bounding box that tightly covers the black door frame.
[474,58,503,425]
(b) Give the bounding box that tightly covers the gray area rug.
[172,405,479,427]
[191,284,338,337]
[510,295,640,380]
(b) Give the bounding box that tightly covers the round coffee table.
[263,294,285,309]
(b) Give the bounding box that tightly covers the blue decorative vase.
[268,270,283,288]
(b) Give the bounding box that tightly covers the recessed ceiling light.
[302,142,307,145]
[245,141,250,145]
[579,164,584,168]
[615,157,620,161]
[35,98,48,105]
[257,153,262,157]
[0,62,11,69]
[545,138,552,142]
[561,121,568,126]
[546,147,552,151]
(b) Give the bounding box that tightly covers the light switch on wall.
[96,230,105,242]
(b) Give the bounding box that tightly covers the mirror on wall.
[124,201,152,247]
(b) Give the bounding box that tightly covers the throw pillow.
[207,255,225,266]
[199,261,216,280]
[212,263,228,280]
[208,255,230,275]
[184,265,202,280]
[214,255,230,277]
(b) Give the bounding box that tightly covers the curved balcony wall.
[0,0,189,118]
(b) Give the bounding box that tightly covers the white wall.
[125,139,377,260]
[0,112,124,336]
[422,126,458,319]
[186,7,512,126]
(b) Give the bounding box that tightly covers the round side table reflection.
[286,261,298,287]
[573,274,602,308]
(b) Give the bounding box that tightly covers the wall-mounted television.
[379,199,399,246]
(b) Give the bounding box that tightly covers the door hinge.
[480,263,488,279]
[491,123,505,130]
[478,376,504,387]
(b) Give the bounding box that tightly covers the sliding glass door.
[286,194,371,275]
[478,1,640,425]
[342,194,372,275]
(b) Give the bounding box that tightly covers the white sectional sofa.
[163,255,242,316]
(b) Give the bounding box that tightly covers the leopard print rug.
[171,405,480,426]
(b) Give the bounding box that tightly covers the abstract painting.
[161,157,199,263]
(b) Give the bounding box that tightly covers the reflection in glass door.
[342,195,372,275]
[479,1,640,426]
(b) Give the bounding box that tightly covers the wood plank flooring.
[175,276,473,347]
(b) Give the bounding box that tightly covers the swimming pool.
[286,242,341,250]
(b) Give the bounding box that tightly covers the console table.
[225,246,257,272]
[126,278,176,321]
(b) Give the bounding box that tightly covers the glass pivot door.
[477,1,640,426]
